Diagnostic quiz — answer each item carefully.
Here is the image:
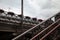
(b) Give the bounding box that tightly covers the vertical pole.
[21,0,23,29]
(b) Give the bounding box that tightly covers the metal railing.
[30,18,60,40]
[12,13,59,40]
[40,24,60,40]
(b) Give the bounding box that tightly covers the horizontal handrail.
[12,13,58,40]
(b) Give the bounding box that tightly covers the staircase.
[12,13,60,40]
[40,24,60,40]
[30,19,60,40]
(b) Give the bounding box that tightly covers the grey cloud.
[0,0,20,8]
[0,0,60,20]
[24,0,60,19]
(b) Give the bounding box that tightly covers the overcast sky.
[0,0,60,20]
